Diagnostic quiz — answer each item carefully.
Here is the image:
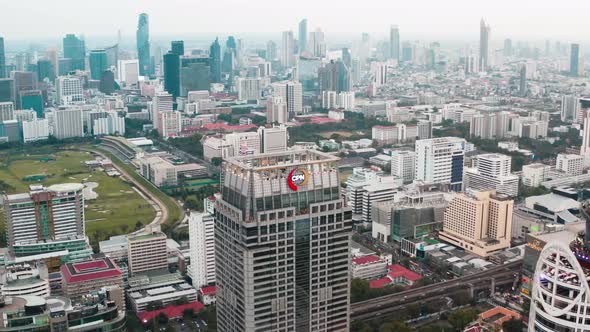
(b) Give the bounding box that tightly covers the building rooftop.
[224,149,339,170]
[199,286,216,296]
[61,257,121,284]
[352,255,382,265]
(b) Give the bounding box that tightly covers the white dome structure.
[529,240,590,331]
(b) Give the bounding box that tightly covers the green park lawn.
[0,150,156,246]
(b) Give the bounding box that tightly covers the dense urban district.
[0,12,588,332]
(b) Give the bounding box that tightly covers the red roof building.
[198,286,217,305]
[368,264,423,289]
[137,302,205,323]
[61,257,124,302]
[201,123,257,133]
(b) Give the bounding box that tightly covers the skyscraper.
[581,109,590,159]
[479,18,491,70]
[209,38,222,83]
[188,211,216,289]
[180,56,211,97]
[171,40,184,56]
[570,43,581,77]
[215,150,352,331]
[415,137,466,191]
[519,64,527,96]
[163,51,180,98]
[299,19,308,54]
[63,34,86,71]
[503,38,512,57]
[89,49,108,80]
[0,37,5,78]
[389,25,400,61]
[266,40,277,61]
[281,31,294,67]
[136,13,151,76]
[37,59,55,82]
[272,80,302,115]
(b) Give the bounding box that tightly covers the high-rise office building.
[37,59,55,82]
[439,190,513,257]
[0,78,14,102]
[415,137,466,191]
[391,151,416,183]
[582,110,590,159]
[89,49,108,80]
[0,37,5,78]
[209,38,222,83]
[272,81,302,115]
[136,13,151,76]
[299,19,308,54]
[158,110,182,138]
[171,40,184,56]
[2,183,86,255]
[151,91,173,129]
[0,102,14,121]
[20,90,43,118]
[309,28,326,58]
[53,107,84,139]
[464,154,519,197]
[519,64,527,96]
[127,227,168,276]
[266,40,277,61]
[180,56,210,96]
[389,25,400,61]
[163,51,180,98]
[479,18,491,70]
[63,34,86,71]
[266,96,288,124]
[188,211,216,289]
[56,76,83,105]
[215,150,352,331]
[281,31,294,67]
[561,94,578,122]
[117,59,139,85]
[503,38,512,57]
[11,71,37,109]
[570,43,581,77]
[257,125,288,153]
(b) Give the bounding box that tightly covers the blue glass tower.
[209,38,221,83]
[136,13,151,76]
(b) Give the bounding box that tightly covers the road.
[351,260,523,321]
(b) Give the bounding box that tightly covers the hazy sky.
[2,0,590,42]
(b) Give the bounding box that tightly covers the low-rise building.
[351,255,388,280]
[138,153,207,187]
[522,163,547,187]
[128,228,168,276]
[127,272,198,312]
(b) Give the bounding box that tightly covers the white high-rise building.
[117,59,139,86]
[0,102,15,121]
[237,77,268,101]
[561,95,578,122]
[266,96,288,124]
[152,92,173,129]
[258,125,288,153]
[337,92,355,110]
[158,111,181,139]
[308,28,326,58]
[225,131,261,156]
[56,76,84,106]
[556,153,584,176]
[522,164,547,187]
[415,137,466,191]
[22,118,49,143]
[581,110,590,159]
[272,81,302,115]
[464,154,519,197]
[188,212,216,289]
[281,31,294,67]
[93,112,125,136]
[469,113,496,139]
[321,91,338,109]
[372,62,387,86]
[53,108,84,139]
[391,151,416,183]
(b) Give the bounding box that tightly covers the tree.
[448,309,478,331]
[184,196,201,210]
[157,312,169,325]
[211,157,222,166]
[379,321,412,332]
[502,318,525,332]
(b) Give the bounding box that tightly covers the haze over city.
[2,1,590,332]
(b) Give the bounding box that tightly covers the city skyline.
[2,0,590,42]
